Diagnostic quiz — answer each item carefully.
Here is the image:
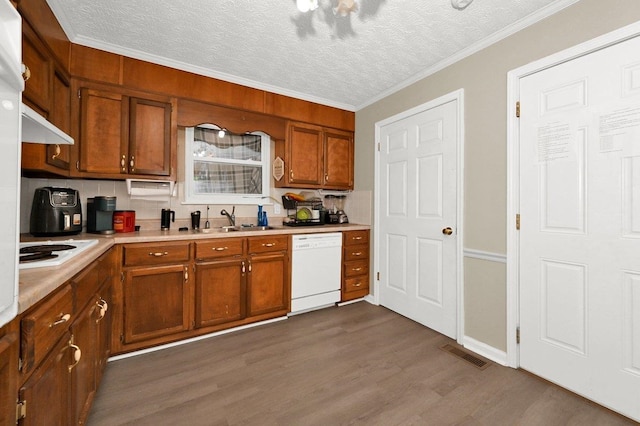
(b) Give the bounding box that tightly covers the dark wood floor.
[88,302,636,425]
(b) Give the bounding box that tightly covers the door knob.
[442,227,453,235]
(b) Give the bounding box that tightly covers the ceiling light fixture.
[296,0,319,13]
[334,0,359,16]
[296,0,359,16]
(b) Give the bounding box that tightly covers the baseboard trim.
[108,316,289,361]
[462,335,508,366]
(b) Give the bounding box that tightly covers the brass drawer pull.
[352,236,363,241]
[149,251,169,257]
[96,299,108,322]
[50,313,71,328]
[262,243,276,247]
[353,282,362,287]
[214,247,228,251]
[51,144,61,160]
[68,343,82,372]
[352,267,363,272]
[351,251,362,256]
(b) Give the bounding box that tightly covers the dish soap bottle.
[257,205,264,226]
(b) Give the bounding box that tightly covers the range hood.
[22,103,74,145]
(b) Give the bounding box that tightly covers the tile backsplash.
[20,177,372,233]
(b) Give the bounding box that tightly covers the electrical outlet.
[274,203,281,214]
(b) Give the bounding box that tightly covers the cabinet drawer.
[248,235,288,254]
[344,259,369,277]
[343,230,369,246]
[123,241,190,266]
[21,284,74,374]
[73,250,112,308]
[195,238,244,260]
[343,244,369,261]
[344,276,369,293]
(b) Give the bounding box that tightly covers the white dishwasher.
[290,232,343,314]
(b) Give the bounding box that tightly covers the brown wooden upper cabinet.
[21,19,72,176]
[73,82,176,179]
[276,121,354,190]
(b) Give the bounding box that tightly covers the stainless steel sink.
[240,225,274,231]
[219,226,240,232]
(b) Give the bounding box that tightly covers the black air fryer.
[30,187,83,236]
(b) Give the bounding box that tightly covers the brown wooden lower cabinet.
[122,264,190,344]
[18,332,73,426]
[114,236,290,354]
[247,251,289,317]
[0,323,19,426]
[14,249,114,426]
[70,281,112,426]
[70,301,97,426]
[195,258,246,328]
[341,230,371,301]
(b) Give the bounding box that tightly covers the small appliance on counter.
[87,196,116,234]
[161,208,175,230]
[30,187,83,237]
[113,210,136,233]
[324,194,349,224]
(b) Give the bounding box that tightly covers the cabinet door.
[195,258,246,328]
[95,283,112,387]
[19,333,72,426]
[22,21,50,115]
[247,252,289,317]
[286,122,324,187]
[70,301,97,426]
[78,88,127,175]
[129,97,172,176]
[323,129,353,190]
[123,265,190,343]
[0,330,18,426]
[47,69,71,171]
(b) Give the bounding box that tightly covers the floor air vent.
[440,344,490,370]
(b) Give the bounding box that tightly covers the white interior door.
[377,93,460,339]
[518,34,640,421]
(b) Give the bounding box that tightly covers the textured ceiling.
[47,0,572,110]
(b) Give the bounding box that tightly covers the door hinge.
[516,327,521,344]
[120,334,124,343]
[515,101,520,118]
[376,272,380,280]
[516,214,520,230]
[377,142,380,152]
[16,400,27,422]
[77,89,81,98]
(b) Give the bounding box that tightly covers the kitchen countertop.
[18,223,370,314]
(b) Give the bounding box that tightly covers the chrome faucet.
[220,206,235,227]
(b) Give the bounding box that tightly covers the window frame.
[183,124,271,205]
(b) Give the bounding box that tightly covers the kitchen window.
[184,124,271,204]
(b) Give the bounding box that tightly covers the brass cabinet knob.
[22,65,31,81]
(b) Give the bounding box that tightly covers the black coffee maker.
[87,196,116,234]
